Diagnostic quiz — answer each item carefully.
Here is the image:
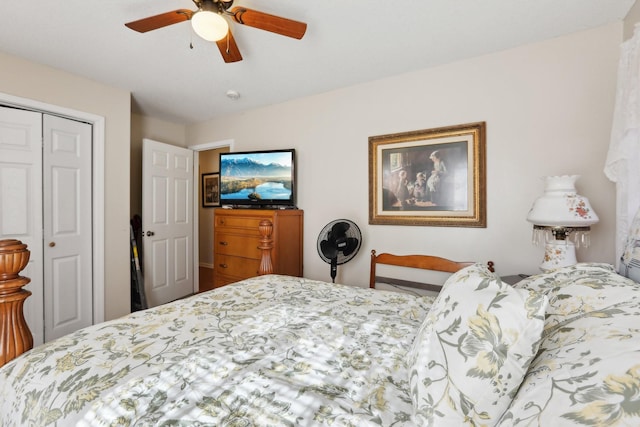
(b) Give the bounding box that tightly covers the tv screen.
[219,149,296,208]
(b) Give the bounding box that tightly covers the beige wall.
[128,115,227,267]
[198,148,229,266]
[625,0,640,39]
[187,23,622,286]
[0,51,131,320]
[130,114,187,217]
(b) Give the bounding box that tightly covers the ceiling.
[0,0,635,124]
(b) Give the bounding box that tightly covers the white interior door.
[0,105,44,346]
[142,138,194,307]
[43,115,93,341]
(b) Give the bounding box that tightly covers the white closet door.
[43,115,93,341]
[0,106,44,346]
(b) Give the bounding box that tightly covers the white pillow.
[407,263,548,426]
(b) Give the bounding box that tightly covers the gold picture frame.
[369,122,486,227]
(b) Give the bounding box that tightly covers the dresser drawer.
[215,254,261,279]
[215,215,265,234]
[215,233,261,259]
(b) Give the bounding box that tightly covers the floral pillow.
[501,264,640,426]
[514,263,640,337]
[407,263,548,426]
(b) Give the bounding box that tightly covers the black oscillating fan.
[317,219,362,283]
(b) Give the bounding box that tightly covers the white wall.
[187,23,621,287]
[0,51,131,319]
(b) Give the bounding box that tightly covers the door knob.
[49,242,56,247]
[146,231,155,236]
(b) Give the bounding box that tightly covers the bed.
[1,239,640,425]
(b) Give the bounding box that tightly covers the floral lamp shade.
[527,175,599,271]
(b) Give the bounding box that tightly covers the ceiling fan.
[125,0,307,63]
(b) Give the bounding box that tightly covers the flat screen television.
[219,149,296,208]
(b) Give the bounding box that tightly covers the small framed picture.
[369,122,486,227]
[202,173,220,208]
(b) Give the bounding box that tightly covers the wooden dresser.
[213,208,303,287]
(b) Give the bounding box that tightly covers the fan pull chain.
[225,32,230,54]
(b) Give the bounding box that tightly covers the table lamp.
[527,175,599,271]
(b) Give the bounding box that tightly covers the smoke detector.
[226,90,240,100]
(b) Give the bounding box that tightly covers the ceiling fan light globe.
[191,11,229,41]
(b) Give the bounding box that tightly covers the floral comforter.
[3,265,639,427]
[0,274,433,426]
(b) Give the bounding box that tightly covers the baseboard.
[199,262,213,269]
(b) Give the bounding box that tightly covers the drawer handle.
[219,241,228,246]
[219,263,228,269]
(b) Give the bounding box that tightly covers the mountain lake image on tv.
[219,149,296,207]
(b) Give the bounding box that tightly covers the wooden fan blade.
[216,30,243,63]
[125,9,193,33]
[230,7,307,39]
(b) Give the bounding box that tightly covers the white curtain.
[604,24,640,268]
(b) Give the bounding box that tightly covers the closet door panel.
[0,106,44,346]
[43,114,93,341]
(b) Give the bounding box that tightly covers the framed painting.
[202,173,220,208]
[369,122,486,227]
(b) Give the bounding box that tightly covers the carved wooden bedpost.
[0,239,33,367]
[258,219,274,275]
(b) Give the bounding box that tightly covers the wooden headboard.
[369,249,495,292]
